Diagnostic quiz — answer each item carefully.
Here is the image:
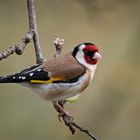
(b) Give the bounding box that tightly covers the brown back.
[43,52,85,80]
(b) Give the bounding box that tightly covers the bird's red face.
[72,42,102,68]
[83,43,102,65]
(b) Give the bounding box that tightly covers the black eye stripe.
[72,46,79,58]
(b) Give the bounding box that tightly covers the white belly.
[20,72,88,101]
[31,74,87,101]
[21,66,96,101]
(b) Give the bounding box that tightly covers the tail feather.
[0,76,5,83]
[0,63,50,84]
[0,64,42,83]
[0,74,20,83]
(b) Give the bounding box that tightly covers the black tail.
[0,76,6,83]
[0,71,35,83]
[0,76,13,83]
[0,64,41,83]
[0,74,21,83]
[0,63,50,84]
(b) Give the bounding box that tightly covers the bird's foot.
[53,100,73,121]
[53,101,75,134]
[58,110,73,122]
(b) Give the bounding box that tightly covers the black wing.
[0,64,50,83]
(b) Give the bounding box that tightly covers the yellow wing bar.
[30,76,65,84]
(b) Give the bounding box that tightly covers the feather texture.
[0,52,85,84]
[44,52,85,80]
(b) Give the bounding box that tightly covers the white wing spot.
[19,76,21,79]
[29,73,34,76]
[22,77,26,80]
[13,77,16,79]
[37,69,41,72]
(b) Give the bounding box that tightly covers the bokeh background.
[0,0,140,140]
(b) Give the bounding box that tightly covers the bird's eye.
[84,50,88,55]
[84,50,94,57]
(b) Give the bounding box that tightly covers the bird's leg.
[53,101,75,134]
[57,100,72,121]
[58,100,67,109]
[53,101,72,120]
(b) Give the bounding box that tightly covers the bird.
[0,42,102,115]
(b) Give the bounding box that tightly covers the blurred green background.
[0,0,140,140]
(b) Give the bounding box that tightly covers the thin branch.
[0,0,44,63]
[53,38,98,140]
[53,101,98,140]
[27,0,44,63]
[0,30,33,61]
[72,122,97,140]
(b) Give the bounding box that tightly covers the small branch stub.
[15,30,34,55]
[53,38,64,57]
[0,30,33,61]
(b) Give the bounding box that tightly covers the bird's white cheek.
[89,65,97,82]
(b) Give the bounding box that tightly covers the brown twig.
[0,30,33,61]
[53,38,98,140]
[27,0,44,63]
[72,122,97,140]
[0,0,44,63]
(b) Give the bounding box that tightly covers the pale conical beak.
[93,52,102,59]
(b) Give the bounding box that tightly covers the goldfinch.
[0,43,102,102]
